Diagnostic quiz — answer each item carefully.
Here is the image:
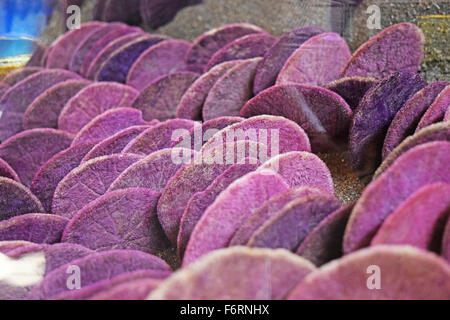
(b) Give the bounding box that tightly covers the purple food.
[0,214,69,244]
[0,177,44,221]
[445,107,450,122]
[23,80,90,130]
[324,76,377,111]
[349,71,427,177]
[296,203,354,266]
[127,39,191,91]
[343,141,450,253]
[183,170,289,265]
[58,82,139,134]
[342,22,425,79]
[185,23,265,73]
[0,129,72,187]
[122,119,197,155]
[96,35,167,83]
[277,32,351,86]
[0,157,20,182]
[0,83,9,101]
[202,58,261,121]
[150,247,315,300]
[240,85,352,152]
[62,188,170,254]
[71,108,147,146]
[382,82,449,159]
[204,33,276,71]
[416,85,450,132]
[90,278,162,300]
[52,154,142,219]
[30,142,96,212]
[131,72,199,121]
[175,61,241,120]
[0,241,34,254]
[1,67,42,87]
[288,245,450,299]
[253,26,325,94]
[371,183,450,251]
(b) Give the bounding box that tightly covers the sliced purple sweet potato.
[0,157,20,182]
[183,170,288,265]
[229,187,324,247]
[177,161,260,257]
[371,183,450,251]
[71,108,147,146]
[256,151,334,195]
[109,148,196,193]
[131,72,199,121]
[296,203,354,266]
[277,32,351,87]
[204,33,276,71]
[0,129,72,187]
[374,122,450,179]
[28,249,171,300]
[0,240,34,254]
[82,125,149,162]
[416,85,450,132]
[0,214,69,244]
[202,58,261,121]
[1,67,42,87]
[90,278,161,300]
[445,107,450,122]
[140,0,201,30]
[240,85,352,152]
[247,193,341,251]
[171,116,243,150]
[69,23,127,74]
[344,141,450,254]
[62,188,170,254]
[150,247,315,300]
[349,71,427,176]
[185,23,265,73]
[0,178,44,221]
[382,82,449,159]
[341,23,425,79]
[96,35,167,83]
[158,140,269,243]
[30,142,96,212]
[23,79,91,130]
[127,39,191,91]
[52,154,142,219]
[253,26,325,94]
[0,83,9,102]
[58,82,139,135]
[85,32,143,80]
[122,119,197,155]
[0,70,81,141]
[46,22,105,69]
[289,245,450,299]
[324,76,377,111]
[443,219,450,262]
[175,60,241,120]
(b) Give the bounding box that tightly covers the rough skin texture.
[0,157,20,182]
[324,76,377,111]
[416,85,450,132]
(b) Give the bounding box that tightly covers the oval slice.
[0,129,72,187]
[416,85,450,132]
[277,32,351,86]
[150,247,315,300]
[343,141,450,253]
[0,157,20,182]
[52,154,142,219]
[127,39,191,91]
[1,67,42,87]
[341,22,425,79]
[288,245,450,300]
[90,278,161,300]
[324,76,377,111]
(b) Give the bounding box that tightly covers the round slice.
[0,214,69,244]
[324,76,377,111]
[1,66,42,87]
[185,23,265,73]
[416,85,450,132]
[0,129,73,187]
[341,22,425,79]
[0,157,20,182]
[240,85,352,152]
[277,32,351,86]
[202,58,261,121]
[131,72,199,121]
[288,245,450,300]
[62,188,170,254]
[90,278,161,300]
[52,154,142,219]
[127,39,191,91]
[0,240,34,254]
[0,178,44,221]
[58,82,139,134]
[343,141,450,253]
[150,247,315,300]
